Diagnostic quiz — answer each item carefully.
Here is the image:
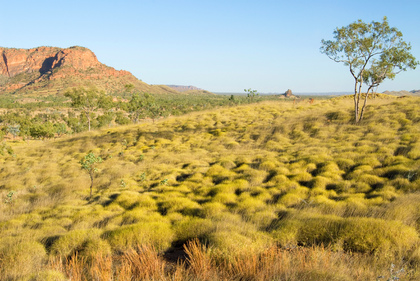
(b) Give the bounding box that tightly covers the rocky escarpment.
[0,46,176,95]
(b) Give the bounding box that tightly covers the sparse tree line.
[0,86,276,140]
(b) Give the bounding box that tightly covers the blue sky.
[2,0,419,93]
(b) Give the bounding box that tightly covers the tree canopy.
[65,86,112,131]
[320,17,418,123]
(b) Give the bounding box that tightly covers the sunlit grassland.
[1,96,420,280]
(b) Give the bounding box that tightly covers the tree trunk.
[353,80,360,123]
[89,173,94,198]
[359,86,373,123]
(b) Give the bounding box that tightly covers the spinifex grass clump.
[1,96,420,279]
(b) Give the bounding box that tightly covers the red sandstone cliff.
[0,46,176,95]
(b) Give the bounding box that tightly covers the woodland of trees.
[0,86,276,140]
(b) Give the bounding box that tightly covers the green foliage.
[65,86,112,131]
[4,190,16,204]
[0,141,14,156]
[80,152,103,198]
[321,17,418,122]
[244,88,259,102]
[29,122,55,139]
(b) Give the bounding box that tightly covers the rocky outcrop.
[283,89,295,98]
[0,46,151,95]
[0,46,103,78]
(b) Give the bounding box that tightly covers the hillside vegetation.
[1,96,420,280]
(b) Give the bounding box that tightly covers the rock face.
[0,46,169,95]
[0,46,116,78]
[284,89,293,97]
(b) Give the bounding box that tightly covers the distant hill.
[0,46,179,96]
[382,90,420,97]
[165,85,214,95]
[166,85,202,92]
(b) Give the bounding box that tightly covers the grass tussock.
[1,96,420,279]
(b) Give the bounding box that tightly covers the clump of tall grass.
[49,228,108,259]
[104,221,174,252]
[270,212,418,256]
[0,240,47,280]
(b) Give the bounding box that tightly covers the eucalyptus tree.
[65,86,113,131]
[321,17,418,123]
[80,152,103,198]
[128,93,146,123]
[244,88,259,102]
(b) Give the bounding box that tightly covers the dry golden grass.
[1,96,420,279]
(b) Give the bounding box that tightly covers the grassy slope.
[1,96,420,280]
